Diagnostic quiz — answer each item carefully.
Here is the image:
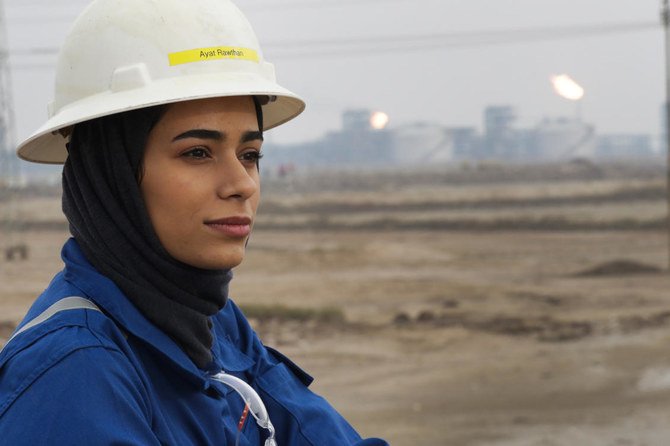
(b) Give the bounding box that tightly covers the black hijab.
[62,99,262,369]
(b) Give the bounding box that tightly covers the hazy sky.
[5,0,665,151]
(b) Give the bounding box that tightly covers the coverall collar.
[61,238,254,387]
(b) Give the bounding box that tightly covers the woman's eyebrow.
[172,129,224,142]
[171,129,263,143]
[241,130,264,143]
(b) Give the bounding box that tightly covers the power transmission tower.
[0,0,25,262]
[663,0,670,272]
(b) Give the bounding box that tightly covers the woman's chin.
[199,254,244,270]
[169,245,246,270]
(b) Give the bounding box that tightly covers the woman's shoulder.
[2,275,129,360]
[0,306,157,444]
[0,292,156,444]
[0,290,147,411]
[2,294,127,358]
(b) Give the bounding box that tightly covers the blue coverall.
[0,238,388,445]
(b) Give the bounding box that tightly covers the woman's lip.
[205,216,252,225]
[204,216,252,237]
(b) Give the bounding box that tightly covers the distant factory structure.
[263,105,656,169]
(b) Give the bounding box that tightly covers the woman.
[0,0,387,444]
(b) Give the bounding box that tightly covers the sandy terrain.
[2,165,670,445]
[233,229,670,445]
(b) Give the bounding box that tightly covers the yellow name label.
[168,46,259,66]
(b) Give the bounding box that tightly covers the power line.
[268,21,660,58]
[8,20,660,67]
[7,15,79,25]
[9,47,57,57]
[11,62,55,70]
[264,21,658,49]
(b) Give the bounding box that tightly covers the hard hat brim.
[17,72,305,164]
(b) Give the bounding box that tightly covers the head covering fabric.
[61,107,233,369]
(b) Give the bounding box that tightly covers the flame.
[550,74,584,101]
[370,111,389,130]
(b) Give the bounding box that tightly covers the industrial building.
[263,105,657,170]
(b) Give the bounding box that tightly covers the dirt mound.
[394,310,594,343]
[575,259,663,277]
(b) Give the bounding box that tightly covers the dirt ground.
[3,227,670,445]
[235,229,670,446]
[2,164,670,445]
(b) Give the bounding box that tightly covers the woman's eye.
[241,150,263,164]
[182,147,210,159]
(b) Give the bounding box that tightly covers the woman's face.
[141,96,261,270]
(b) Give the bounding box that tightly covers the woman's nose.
[215,157,258,200]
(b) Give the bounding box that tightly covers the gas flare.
[550,74,584,101]
[370,111,389,130]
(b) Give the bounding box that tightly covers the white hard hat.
[17,0,305,164]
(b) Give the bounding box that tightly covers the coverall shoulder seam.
[0,340,130,419]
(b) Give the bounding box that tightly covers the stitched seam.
[85,310,109,348]
[0,343,120,418]
[257,365,316,446]
[83,311,154,422]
